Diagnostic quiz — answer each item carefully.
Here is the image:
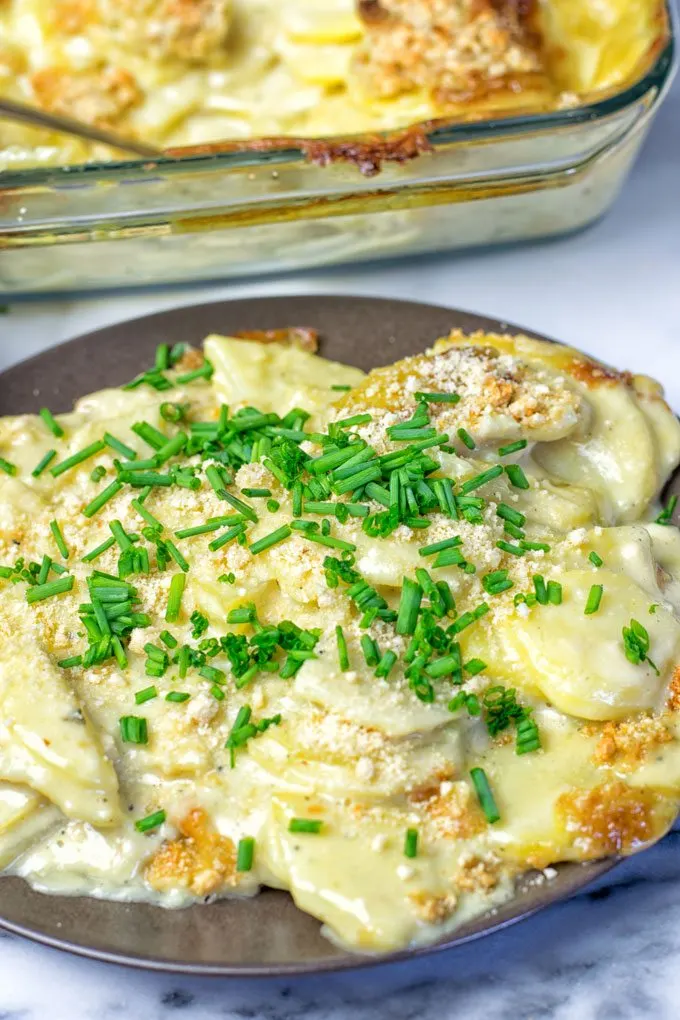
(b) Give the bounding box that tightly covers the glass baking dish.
[0,2,675,298]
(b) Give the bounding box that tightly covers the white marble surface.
[0,70,679,1020]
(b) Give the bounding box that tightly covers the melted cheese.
[1,328,680,954]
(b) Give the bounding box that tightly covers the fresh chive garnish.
[360,635,380,667]
[227,605,257,624]
[585,584,603,615]
[249,525,291,556]
[39,407,64,438]
[31,449,57,477]
[159,630,177,648]
[166,691,191,703]
[209,523,247,551]
[50,439,106,478]
[57,655,82,668]
[241,488,272,498]
[331,384,352,392]
[90,465,107,483]
[82,480,123,518]
[457,428,475,450]
[132,499,164,532]
[218,490,258,523]
[26,575,74,604]
[336,625,350,671]
[482,569,513,595]
[104,433,137,460]
[302,533,356,553]
[236,837,255,871]
[131,421,166,450]
[135,809,166,833]
[49,519,69,559]
[498,439,528,457]
[119,471,173,487]
[119,715,148,744]
[175,521,223,539]
[622,619,659,674]
[497,540,524,557]
[465,658,487,676]
[655,494,678,525]
[516,715,541,754]
[288,818,323,834]
[82,537,115,562]
[375,650,397,678]
[459,465,503,495]
[425,654,461,678]
[419,536,462,557]
[165,541,189,572]
[403,828,419,858]
[496,503,526,528]
[176,360,214,384]
[505,464,530,489]
[519,540,550,553]
[135,686,158,705]
[589,551,603,567]
[37,554,52,585]
[503,521,525,541]
[533,574,548,605]
[110,519,132,551]
[547,580,562,605]
[415,392,460,404]
[165,573,186,623]
[0,457,17,476]
[396,577,423,635]
[470,767,500,823]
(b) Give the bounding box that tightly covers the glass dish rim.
[0,3,676,192]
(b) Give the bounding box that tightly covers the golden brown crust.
[414,782,486,840]
[556,781,658,857]
[408,890,458,923]
[455,851,500,892]
[234,327,320,353]
[144,807,237,896]
[96,0,232,63]
[30,66,142,130]
[591,715,673,770]
[566,356,625,389]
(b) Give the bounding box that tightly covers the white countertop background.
[0,70,678,1020]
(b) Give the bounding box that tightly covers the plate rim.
[0,293,622,976]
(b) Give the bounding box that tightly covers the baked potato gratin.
[1,327,680,953]
[0,0,668,168]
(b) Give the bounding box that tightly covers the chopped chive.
[533,574,548,605]
[547,580,562,605]
[516,715,541,755]
[165,691,191,703]
[519,540,550,553]
[249,525,291,556]
[50,439,106,478]
[360,635,380,667]
[655,494,678,525]
[387,426,437,441]
[419,536,462,557]
[165,572,186,623]
[302,533,356,553]
[288,818,323,834]
[31,449,57,478]
[496,503,526,528]
[470,767,500,823]
[82,480,123,518]
[241,488,272,498]
[333,464,382,495]
[49,519,69,559]
[109,519,132,551]
[403,827,418,858]
[425,654,460,678]
[90,465,107,483]
[210,685,225,701]
[209,523,247,551]
[459,465,503,495]
[375,650,397,678]
[497,540,524,557]
[218,490,258,523]
[464,658,487,676]
[415,392,460,404]
[236,837,255,871]
[433,546,466,569]
[154,432,187,465]
[176,360,214,384]
[135,809,166,833]
[505,464,530,490]
[585,584,603,615]
[165,541,189,572]
[334,413,372,429]
[57,655,82,668]
[336,625,350,671]
[82,537,115,563]
[160,402,186,423]
[433,478,457,519]
[266,499,281,513]
[119,471,173,487]
[589,551,603,567]
[498,439,528,457]
[457,428,475,450]
[227,605,257,624]
[37,554,52,585]
[396,577,423,636]
[0,457,17,476]
[119,715,148,744]
[39,407,64,438]
[131,421,166,451]
[104,433,137,460]
[160,630,177,648]
[331,384,352,392]
[132,499,164,532]
[199,665,226,685]
[135,686,158,705]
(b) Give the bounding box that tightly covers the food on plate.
[1,326,680,952]
[0,0,667,168]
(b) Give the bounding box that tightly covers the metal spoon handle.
[0,96,162,159]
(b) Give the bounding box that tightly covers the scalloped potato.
[1,327,680,953]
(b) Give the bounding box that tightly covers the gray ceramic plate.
[0,295,632,975]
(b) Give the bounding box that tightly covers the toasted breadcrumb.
[455,850,500,892]
[30,66,142,129]
[556,781,659,857]
[145,807,236,895]
[97,0,232,63]
[592,715,673,770]
[408,889,458,923]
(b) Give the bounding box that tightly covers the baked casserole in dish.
[0,0,675,294]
